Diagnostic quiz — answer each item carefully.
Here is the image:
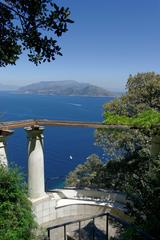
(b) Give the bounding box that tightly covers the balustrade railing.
[46,212,155,240]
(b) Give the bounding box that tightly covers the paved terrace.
[42,188,127,240]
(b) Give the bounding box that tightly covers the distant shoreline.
[16,92,118,98]
[0,90,122,98]
[0,90,114,97]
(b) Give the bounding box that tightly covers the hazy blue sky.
[0,0,160,90]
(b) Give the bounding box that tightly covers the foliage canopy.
[104,72,160,117]
[65,154,103,188]
[66,72,160,239]
[104,109,160,128]
[0,166,36,240]
[98,72,160,239]
[0,0,73,66]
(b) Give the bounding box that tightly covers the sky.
[0,0,160,91]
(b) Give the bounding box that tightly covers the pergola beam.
[0,119,130,130]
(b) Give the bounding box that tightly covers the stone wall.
[31,195,56,225]
[31,189,126,226]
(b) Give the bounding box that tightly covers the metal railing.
[46,212,155,240]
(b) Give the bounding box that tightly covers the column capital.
[24,125,44,139]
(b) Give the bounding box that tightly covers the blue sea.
[0,92,114,188]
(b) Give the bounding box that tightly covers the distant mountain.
[0,83,18,91]
[18,80,112,96]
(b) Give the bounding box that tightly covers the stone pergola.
[0,119,159,200]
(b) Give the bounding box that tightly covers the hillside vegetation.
[0,166,37,240]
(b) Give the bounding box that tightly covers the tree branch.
[0,1,26,21]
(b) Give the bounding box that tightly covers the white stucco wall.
[31,189,126,226]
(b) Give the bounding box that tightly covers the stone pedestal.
[0,129,13,166]
[25,126,46,199]
[151,135,160,156]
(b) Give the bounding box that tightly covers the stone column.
[151,135,160,156]
[25,126,46,199]
[0,129,13,166]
